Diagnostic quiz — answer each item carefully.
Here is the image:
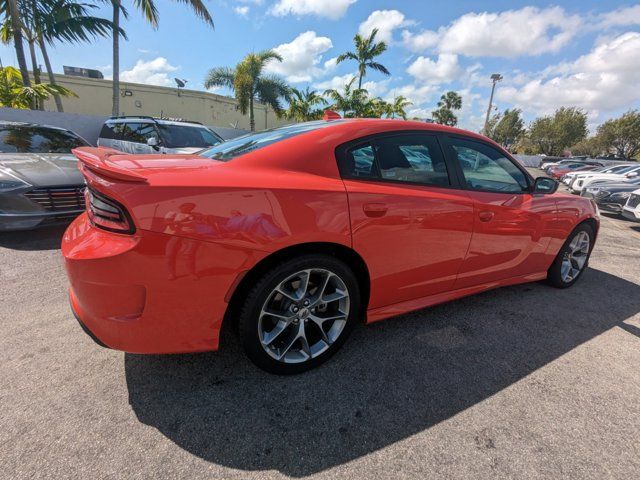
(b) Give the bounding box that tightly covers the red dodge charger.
[62,119,599,374]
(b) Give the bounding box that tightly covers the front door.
[339,133,474,309]
[440,136,557,289]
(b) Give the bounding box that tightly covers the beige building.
[41,74,289,131]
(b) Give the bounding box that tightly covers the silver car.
[97,116,224,154]
[0,121,89,231]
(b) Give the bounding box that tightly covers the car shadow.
[0,224,67,251]
[125,268,640,477]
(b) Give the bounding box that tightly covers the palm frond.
[172,0,214,27]
[132,0,159,27]
[204,67,235,90]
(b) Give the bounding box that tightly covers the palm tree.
[1,0,121,111]
[432,91,462,126]
[286,87,326,122]
[438,91,462,110]
[336,28,390,90]
[390,95,412,119]
[4,0,32,97]
[324,77,369,118]
[110,0,213,116]
[204,50,290,131]
[0,65,75,108]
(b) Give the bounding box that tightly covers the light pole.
[483,73,502,135]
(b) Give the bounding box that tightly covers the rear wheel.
[547,223,594,288]
[238,255,360,374]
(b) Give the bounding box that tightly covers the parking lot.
[1,206,640,479]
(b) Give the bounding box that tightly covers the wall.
[36,74,289,131]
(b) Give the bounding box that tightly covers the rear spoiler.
[72,147,148,183]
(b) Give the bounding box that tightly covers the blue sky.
[1,1,639,132]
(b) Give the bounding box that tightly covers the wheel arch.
[221,242,371,341]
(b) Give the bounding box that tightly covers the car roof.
[106,116,206,127]
[0,120,71,132]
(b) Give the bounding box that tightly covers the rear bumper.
[62,213,258,353]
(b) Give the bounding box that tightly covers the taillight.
[85,188,135,234]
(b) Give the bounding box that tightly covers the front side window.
[341,134,450,187]
[157,125,223,148]
[447,138,528,193]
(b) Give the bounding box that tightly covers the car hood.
[0,152,84,187]
[595,183,640,193]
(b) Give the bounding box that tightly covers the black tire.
[546,223,594,289]
[238,254,361,374]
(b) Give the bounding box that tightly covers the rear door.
[338,132,474,309]
[440,135,557,289]
[119,122,158,154]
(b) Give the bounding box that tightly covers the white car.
[570,165,640,193]
[562,164,631,185]
[622,188,640,222]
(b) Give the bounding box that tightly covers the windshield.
[157,124,223,149]
[200,121,338,161]
[0,125,88,153]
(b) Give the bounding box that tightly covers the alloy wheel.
[560,231,590,283]
[258,269,350,364]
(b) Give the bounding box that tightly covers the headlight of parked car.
[0,168,31,193]
[609,192,632,201]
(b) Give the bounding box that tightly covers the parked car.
[97,116,224,154]
[540,157,590,171]
[570,165,640,193]
[551,164,600,180]
[63,119,599,374]
[582,178,640,213]
[0,121,89,231]
[622,188,640,222]
[562,164,632,185]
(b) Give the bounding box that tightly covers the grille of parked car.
[24,186,86,212]
[627,194,640,209]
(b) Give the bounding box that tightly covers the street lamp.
[483,73,503,135]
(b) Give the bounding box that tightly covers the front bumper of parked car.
[62,213,257,354]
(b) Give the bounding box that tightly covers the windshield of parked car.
[157,124,223,148]
[0,125,89,153]
[199,121,340,161]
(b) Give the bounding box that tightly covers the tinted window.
[157,124,223,148]
[0,126,88,153]
[448,138,528,192]
[99,122,118,140]
[376,135,449,186]
[120,123,157,143]
[340,134,450,187]
[200,121,338,161]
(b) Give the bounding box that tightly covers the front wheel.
[547,223,594,288]
[238,255,361,374]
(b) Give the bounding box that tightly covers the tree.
[324,77,369,118]
[1,0,121,111]
[490,109,525,150]
[570,137,604,158]
[4,0,32,104]
[286,87,326,122]
[528,107,588,156]
[205,50,290,131]
[110,0,213,116]
[596,110,640,160]
[336,27,390,90]
[389,95,411,119]
[0,65,75,108]
[432,91,462,126]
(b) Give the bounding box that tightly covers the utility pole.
[483,73,502,136]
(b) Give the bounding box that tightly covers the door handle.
[363,203,388,218]
[478,210,494,222]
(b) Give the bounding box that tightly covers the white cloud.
[497,32,640,117]
[314,73,356,92]
[269,0,356,20]
[401,29,439,53]
[264,31,333,83]
[358,10,411,43]
[234,6,249,16]
[406,54,462,84]
[402,6,581,57]
[597,5,640,28]
[392,84,439,106]
[120,57,178,86]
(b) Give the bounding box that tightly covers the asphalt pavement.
[1,212,639,479]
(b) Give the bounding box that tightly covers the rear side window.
[340,133,450,187]
[120,123,157,143]
[99,122,118,140]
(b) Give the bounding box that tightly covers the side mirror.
[626,171,638,178]
[147,136,160,150]
[532,176,559,194]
